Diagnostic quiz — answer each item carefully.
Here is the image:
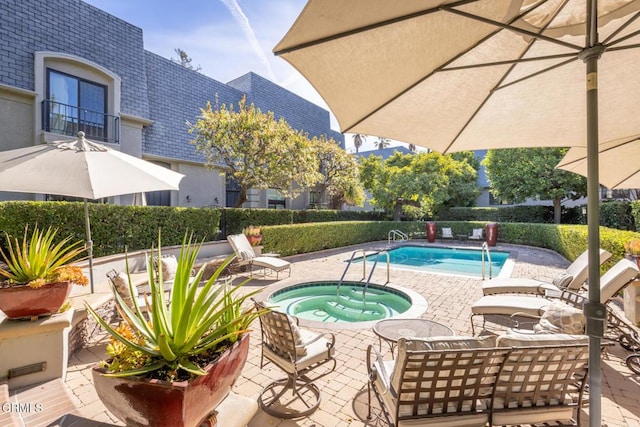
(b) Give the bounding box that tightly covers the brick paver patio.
[62,241,640,426]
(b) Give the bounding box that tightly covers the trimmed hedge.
[0,201,221,258]
[632,201,640,232]
[262,221,426,257]
[221,208,386,235]
[445,202,637,231]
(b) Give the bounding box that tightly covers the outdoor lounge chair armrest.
[366,344,390,394]
[299,331,335,350]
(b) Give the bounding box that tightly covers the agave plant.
[86,233,266,379]
[0,225,87,288]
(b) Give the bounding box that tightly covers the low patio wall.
[67,240,234,358]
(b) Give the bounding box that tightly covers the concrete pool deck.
[60,240,640,426]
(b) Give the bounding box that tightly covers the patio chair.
[491,333,589,426]
[107,268,176,315]
[227,234,291,279]
[471,258,640,335]
[481,248,612,296]
[254,300,336,418]
[366,335,506,427]
[468,228,484,240]
[441,227,455,239]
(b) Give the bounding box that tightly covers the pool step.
[325,299,389,322]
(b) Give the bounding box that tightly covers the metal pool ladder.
[388,229,408,244]
[481,242,493,280]
[337,250,391,297]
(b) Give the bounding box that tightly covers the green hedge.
[632,201,640,232]
[262,221,425,257]
[442,206,557,223]
[0,201,221,257]
[221,208,386,235]
[445,202,637,231]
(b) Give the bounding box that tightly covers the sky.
[82,0,405,153]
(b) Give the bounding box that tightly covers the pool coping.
[351,242,516,280]
[256,281,428,331]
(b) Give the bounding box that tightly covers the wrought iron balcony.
[42,100,119,144]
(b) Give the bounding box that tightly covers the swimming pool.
[267,281,417,323]
[355,245,510,277]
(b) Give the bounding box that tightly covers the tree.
[375,136,391,150]
[314,137,365,209]
[172,48,201,72]
[352,134,366,153]
[189,97,321,207]
[359,151,478,220]
[482,147,587,223]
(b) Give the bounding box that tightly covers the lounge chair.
[468,228,484,240]
[481,248,612,295]
[471,258,640,335]
[227,234,291,279]
[441,227,455,239]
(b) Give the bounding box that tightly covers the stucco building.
[0,0,343,209]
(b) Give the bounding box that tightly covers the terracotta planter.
[92,333,250,427]
[0,281,72,319]
[246,234,263,246]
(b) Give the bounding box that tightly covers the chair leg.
[258,374,322,419]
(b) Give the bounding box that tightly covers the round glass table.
[373,318,455,356]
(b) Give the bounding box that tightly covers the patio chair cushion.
[496,332,589,347]
[159,255,178,280]
[470,228,483,239]
[287,315,307,356]
[111,272,139,308]
[533,302,585,334]
[239,249,254,261]
[264,329,335,374]
[552,273,573,289]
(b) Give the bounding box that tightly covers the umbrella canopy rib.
[338,3,550,135]
[273,0,478,56]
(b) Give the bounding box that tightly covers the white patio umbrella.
[0,132,185,292]
[274,1,640,425]
[558,135,640,189]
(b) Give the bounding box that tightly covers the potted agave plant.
[0,225,88,319]
[86,233,265,427]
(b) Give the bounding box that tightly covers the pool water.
[268,281,412,323]
[355,245,510,277]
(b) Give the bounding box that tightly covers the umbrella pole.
[583,2,606,426]
[84,199,95,293]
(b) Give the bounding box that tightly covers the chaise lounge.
[481,248,612,296]
[471,258,640,335]
[227,233,291,279]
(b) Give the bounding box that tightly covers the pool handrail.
[337,250,370,296]
[363,251,390,310]
[481,242,493,280]
[388,229,408,244]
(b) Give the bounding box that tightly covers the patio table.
[373,318,455,357]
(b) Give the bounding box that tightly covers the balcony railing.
[42,100,119,144]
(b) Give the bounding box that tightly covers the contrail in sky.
[219,0,276,80]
